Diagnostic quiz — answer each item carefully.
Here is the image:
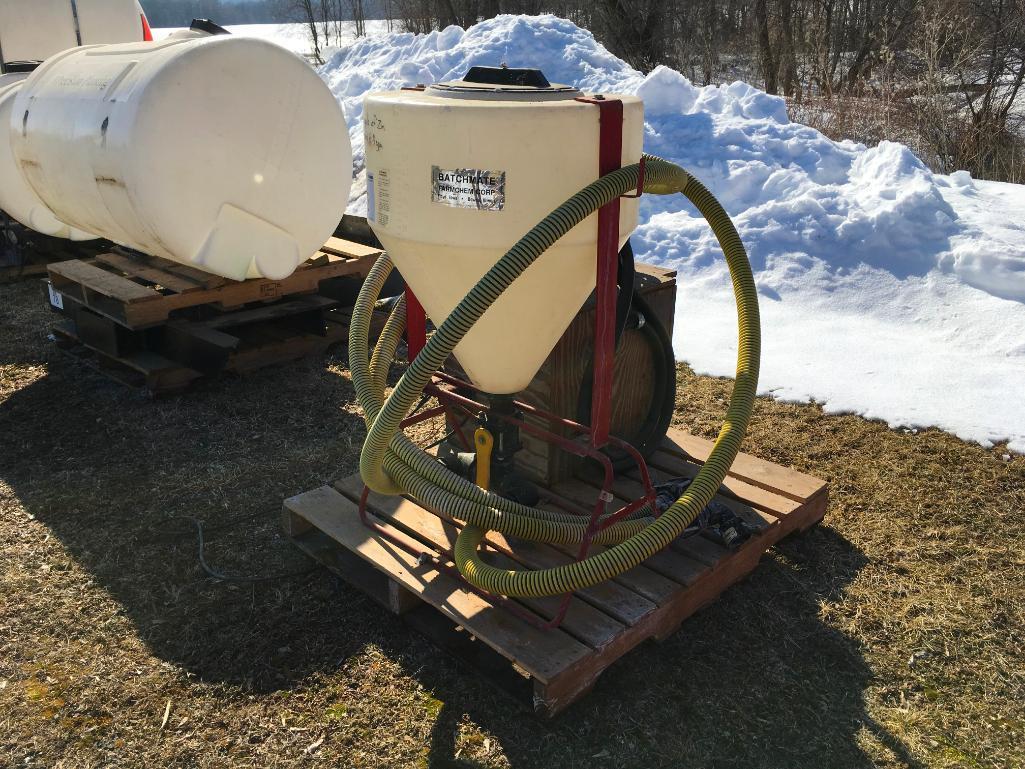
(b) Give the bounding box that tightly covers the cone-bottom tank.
[364,70,643,394]
[11,33,352,281]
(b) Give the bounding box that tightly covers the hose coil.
[349,156,760,598]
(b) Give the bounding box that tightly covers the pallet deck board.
[321,237,384,260]
[447,528,659,628]
[93,252,202,293]
[284,425,828,716]
[285,485,593,683]
[646,448,806,519]
[332,478,629,652]
[657,433,824,503]
[50,258,164,304]
[48,241,380,328]
[46,240,381,394]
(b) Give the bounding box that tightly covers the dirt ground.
[1,276,1023,768]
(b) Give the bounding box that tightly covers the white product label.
[431,167,506,211]
[371,169,391,226]
[47,283,64,310]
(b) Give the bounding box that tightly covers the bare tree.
[754,0,777,93]
[290,0,323,62]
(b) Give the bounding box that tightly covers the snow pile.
[153,21,394,57]
[320,15,1025,452]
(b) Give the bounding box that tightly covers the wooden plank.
[283,486,591,683]
[51,298,360,395]
[595,470,773,565]
[661,428,826,503]
[320,236,383,260]
[133,253,370,324]
[608,469,779,532]
[551,474,719,586]
[540,523,773,715]
[646,448,805,519]
[637,263,677,280]
[128,251,228,289]
[464,531,657,627]
[333,478,629,651]
[49,259,162,303]
[94,252,201,293]
[1,262,51,282]
[48,241,375,329]
[199,294,336,330]
[51,324,202,393]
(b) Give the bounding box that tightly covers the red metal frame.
[369,96,654,630]
[360,377,657,629]
[405,287,427,362]
[577,96,624,449]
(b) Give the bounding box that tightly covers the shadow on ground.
[0,279,917,768]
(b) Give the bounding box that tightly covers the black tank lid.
[190,19,231,36]
[428,65,581,101]
[1,61,41,74]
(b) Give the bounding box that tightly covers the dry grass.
[1,277,1023,768]
[786,93,1025,185]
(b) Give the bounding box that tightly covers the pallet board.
[283,425,828,717]
[0,224,111,284]
[51,305,358,396]
[47,239,378,329]
[44,239,384,395]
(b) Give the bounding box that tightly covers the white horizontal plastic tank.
[10,29,352,280]
[0,71,96,240]
[0,0,148,66]
[363,68,643,394]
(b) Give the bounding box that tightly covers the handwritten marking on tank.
[364,113,384,153]
[94,176,126,188]
[431,167,506,211]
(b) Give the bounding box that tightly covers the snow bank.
[153,21,394,57]
[320,15,1025,452]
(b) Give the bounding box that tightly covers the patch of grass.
[1,277,1023,767]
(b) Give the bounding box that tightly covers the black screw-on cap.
[1,61,41,74]
[462,66,552,89]
[190,19,231,36]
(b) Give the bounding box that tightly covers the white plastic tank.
[10,30,352,280]
[0,70,96,240]
[363,68,643,394]
[0,0,149,67]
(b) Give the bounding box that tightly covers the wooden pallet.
[51,303,360,395]
[46,237,380,329]
[0,221,111,284]
[44,238,384,395]
[283,425,828,717]
[2,258,53,283]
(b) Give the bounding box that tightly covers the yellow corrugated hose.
[349,155,760,598]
